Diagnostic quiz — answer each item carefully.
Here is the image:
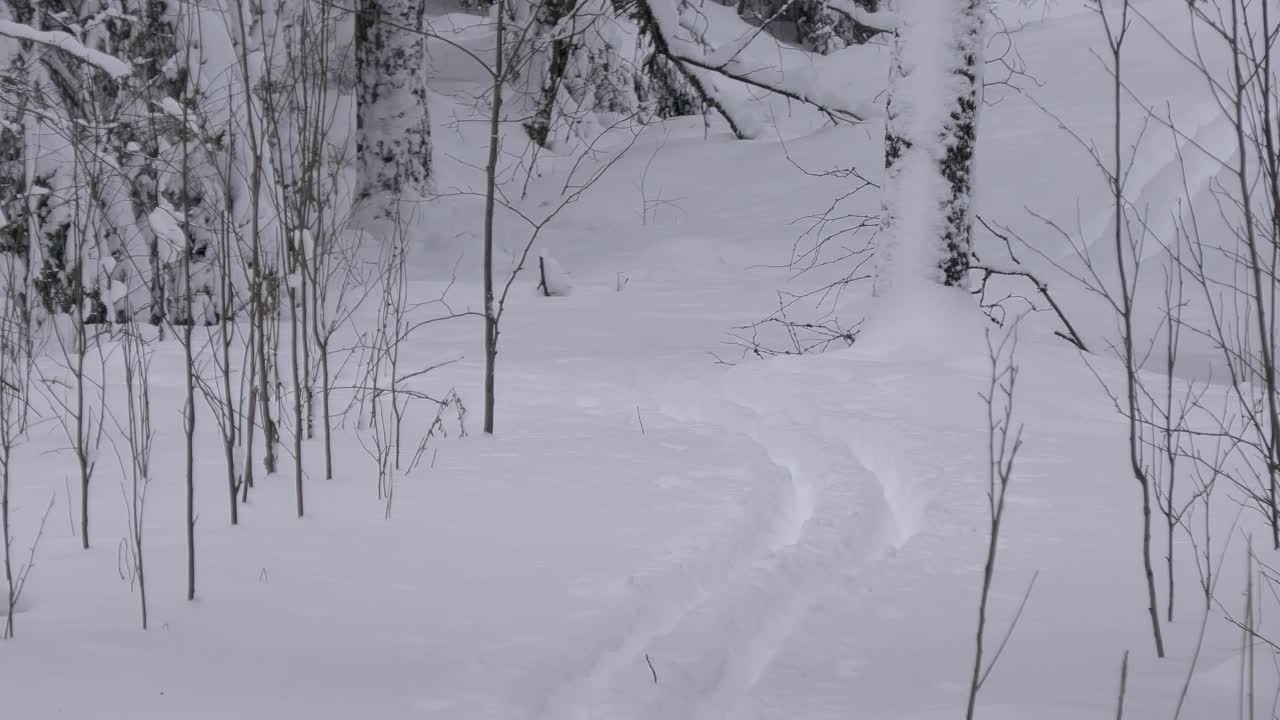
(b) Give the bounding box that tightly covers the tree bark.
[875,0,983,294]
[524,0,576,147]
[483,0,504,435]
[356,0,433,211]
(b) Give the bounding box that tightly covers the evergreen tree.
[736,0,882,54]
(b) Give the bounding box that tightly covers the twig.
[978,570,1039,687]
[1116,650,1130,720]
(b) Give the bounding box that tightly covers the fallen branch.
[972,264,1089,353]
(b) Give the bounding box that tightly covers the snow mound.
[538,251,573,297]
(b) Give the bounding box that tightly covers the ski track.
[681,417,893,720]
[533,416,804,720]
[537,357,925,720]
[1081,102,1235,265]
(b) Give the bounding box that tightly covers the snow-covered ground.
[0,2,1270,718]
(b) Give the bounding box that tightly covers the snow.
[0,2,1272,719]
[147,203,186,264]
[537,251,573,296]
[0,20,132,79]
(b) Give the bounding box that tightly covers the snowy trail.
[655,388,902,720]
[522,323,932,720]
[527,386,848,719]
[532,420,803,720]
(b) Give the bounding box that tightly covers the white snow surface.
[537,251,573,297]
[0,2,1269,719]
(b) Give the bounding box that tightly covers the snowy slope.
[0,2,1268,719]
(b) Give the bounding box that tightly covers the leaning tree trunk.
[526,0,707,145]
[523,0,576,147]
[355,0,432,212]
[874,0,983,295]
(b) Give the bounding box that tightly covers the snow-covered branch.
[825,0,896,33]
[635,0,867,137]
[677,51,865,122]
[0,20,132,79]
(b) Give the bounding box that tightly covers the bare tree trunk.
[183,292,195,599]
[483,0,505,435]
[1,407,13,640]
[524,0,575,147]
[1115,650,1129,720]
[227,0,278,481]
[181,188,197,603]
[213,135,240,525]
[1160,258,1183,623]
[320,346,333,479]
[119,324,152,630]
[221,257,239,525]
[1221,0,1280,551]
[966,326,1026,720]
[303,289,313,441]
[1099,1,1163,658]
[74,269,90,548]
[243,333,259,501]
[289,274,304,518]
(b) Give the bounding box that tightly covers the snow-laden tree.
[94,0,187,324]
[514,0,705,148]
[737,0,883,54]
[0,14,33,314]
[520,0,652,146]
[496,0,887,149]
[874,0,984,295]
[0,0,226,324]
[521,0,578,146]
[0,0,146,321]
[355,0,432,209]
[626,0,871,139]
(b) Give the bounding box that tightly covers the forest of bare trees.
[0,0,894,627]
[5,0,1280,718]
